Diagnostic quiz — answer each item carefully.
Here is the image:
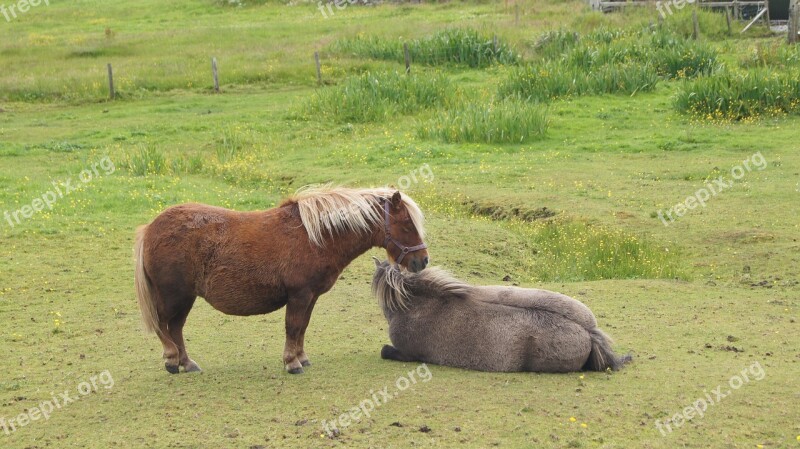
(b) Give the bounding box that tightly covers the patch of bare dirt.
[715,230,776,244]
[464,199,555,222]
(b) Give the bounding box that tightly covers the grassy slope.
[1,1,798,448]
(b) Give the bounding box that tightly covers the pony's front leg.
[283,293,315,374]
[295,295,320,368]
[381,345,417,362]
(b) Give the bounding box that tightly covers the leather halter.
[383,199,427,264]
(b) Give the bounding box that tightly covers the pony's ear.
[391,191,402,207]
[372,256,381,268]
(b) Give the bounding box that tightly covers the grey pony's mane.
[372,265,470,312]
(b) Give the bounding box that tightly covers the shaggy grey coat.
[372,261,631,372]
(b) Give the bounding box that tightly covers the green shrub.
[417,97,548,144]
[304,71,452,123]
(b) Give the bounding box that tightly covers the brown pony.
[134,186,428,374]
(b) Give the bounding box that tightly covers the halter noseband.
[383,199,427,264]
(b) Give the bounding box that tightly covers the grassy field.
[1,0,799,448]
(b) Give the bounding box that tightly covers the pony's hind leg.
[168,297,201,373]
[157,321,182,374]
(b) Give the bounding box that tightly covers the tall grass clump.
[128,145,167,176]
[513,219,685,282]
[331,34,400,61]
[412,28,520,67]
[572,27,717,77]
[505,27,714,101]
[334,28,519,68]
[124,146,205,176]
[417,97,548,144]
[674,69,800,120]
[498,61,658,101]
[739,41,800,69]
[531,30,581,60]
[647,28,718,78]
[215,126,248,164]
[304,71,452,123]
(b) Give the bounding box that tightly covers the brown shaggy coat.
[134,187,428,374]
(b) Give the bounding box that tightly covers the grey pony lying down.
[372,260,631,372]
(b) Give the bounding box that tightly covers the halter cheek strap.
[383,200,427,264]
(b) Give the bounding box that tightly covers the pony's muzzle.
[408,255,429,273]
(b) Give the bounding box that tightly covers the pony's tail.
[583,328,632,371]
[134,225,160,335]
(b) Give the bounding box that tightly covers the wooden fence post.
[403,43,411,74]
[725,7,732,35]
[107,63,115,100]
[692,8,700,40]
[790,0,799,44]
[314,52,322,85]
[212,57,220,93]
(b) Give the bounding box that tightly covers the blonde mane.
[372,264,470,312]
[285,185,425,247]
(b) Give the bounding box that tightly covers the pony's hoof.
[301,359,312,367]
[165,363,180,374]
[380,345,394,359]
[287,367,304,375]
[184,361,203,373]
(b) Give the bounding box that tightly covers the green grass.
[1,1,799,448]
[513,218,684,282]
